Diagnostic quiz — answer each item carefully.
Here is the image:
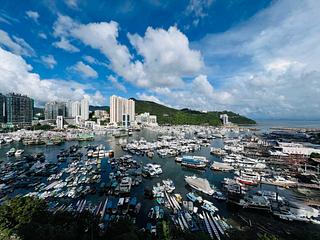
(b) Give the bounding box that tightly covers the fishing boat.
[210,147,226,156]
[14,149,24,157]
[236,176,258,186]
[202,200,219,213]
[186,192,203,203]
[181,156,207,169]
[210,161,234,171]
[201,200,219,213]
[185,175,215,195]
[135,202,141,214]
[212,191,227,201]
[162,179,175,193]
[147,151,154,158]
[6,148,16,157]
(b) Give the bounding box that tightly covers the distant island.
[48,99,255,126]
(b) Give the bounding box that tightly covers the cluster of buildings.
[135,112,157,126]
[0,92,231,130]
[0,93,34,128]
[45,99,89,121]
[0,92,159,130]
[43,99,90,129]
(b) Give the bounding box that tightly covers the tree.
[0,197,100,240]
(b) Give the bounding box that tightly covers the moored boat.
[185,175,214,195]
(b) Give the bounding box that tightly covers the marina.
[1,124,320,239]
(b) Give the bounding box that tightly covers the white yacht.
[144,163,163,175]
[185,175,214,195]
[14,149,24,157]
[98,150,106,158]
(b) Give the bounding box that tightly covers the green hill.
[132,98,256,126]
[89,105,110,112]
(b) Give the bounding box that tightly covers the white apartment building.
[110,95,135,127]
[220,114,229,125]
[71,101,81,117]
[81,98,89,120]
[56,116,64,129]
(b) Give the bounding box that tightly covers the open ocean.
[255,119,320,132]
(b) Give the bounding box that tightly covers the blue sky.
[0,0,319,119]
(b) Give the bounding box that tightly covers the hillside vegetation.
[132,98,256,126]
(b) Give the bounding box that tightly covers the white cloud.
[185,0,213,26]
[70,20,145,85]
[0,30,35,57]
[136,93,164,105]
[192,74,214,97]
[128,26,204,87]
[193,0,320,118]
[82,55,108,67]
[0,47,105,106]
[25,10,39,23]
[52,15,80,52]
[52,15,203,89]
[108,75,127,93]
[83,91,105,106]
[139,74,232,111]
[83,55,96,64]
[38,33,47,39]
[69,61,98,78]
[65,0,78,9]
[53,37,79,52]
[41,55,57,69]
[186,0,213,18]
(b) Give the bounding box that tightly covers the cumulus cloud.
[25,10,39,23]
[191,0,320,118]
[108,75,127,93]
[69,61,98,78]
[0,29,35,57]
[52,15,203,89]
[139,74,232,111]
[83,91,106,106]
[128,26,204,87]
[0,47,105,106]
[41,55,57,69]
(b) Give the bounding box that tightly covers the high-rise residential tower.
[6,93,33,127]
[0,93,6,124]
[81,98,89,120]
[71,101,81,117]
[110,95,135,127]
